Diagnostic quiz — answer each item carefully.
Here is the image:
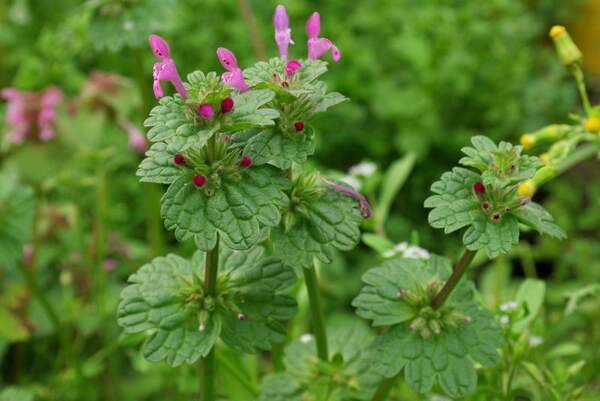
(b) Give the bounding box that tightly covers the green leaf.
[161,166,289,250]
[258,373,303,401]
[144,95,199,143]
[136,137,188,184]
[513,279,545,332]
[0,173,35,268]
[361,233,395,255]
[462,213,520,258]
[512,202,567,240]
[241,127,315,169]
[0,387,35,401]
[117,254,219,367]
[355,256,503,399]
[375,153,416,227]
[221,90,279,131]
[272,187,362,271]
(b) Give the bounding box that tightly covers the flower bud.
[193,175,207,188]
[198,103,215,119]
[517,180,536,197]
[174,153,186,165]
[520,134,535,150]
[240,155,253,168]
[549,25,582,67]
[585,117,600,133]
[473,182,485,195]
[482,201,490,210]
[221,97,234,113]
[237,313,246,321]
[294,121,305,132]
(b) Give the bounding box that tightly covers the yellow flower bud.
[585,117,600,133]
[549,25,566,38]
[520,134,535,150]
[549,25,582,67]
[539,153,550,165]
[517,180,536,197]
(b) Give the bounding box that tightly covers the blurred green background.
[0,0,599,400]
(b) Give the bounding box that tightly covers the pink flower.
[306,12,341,61]
[149,34,187,99]
[1,88,29,144]
[198,103,215,119]
[120,119,147,154]
[285,59,302,78]
[274,5,294,61]
[38,87,63,142]
[323,179,372,218]
[103,259,118,271]
[217,47,249,92]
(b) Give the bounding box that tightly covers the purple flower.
[285,59,302,78]
[38,87,63,141]
[217,47,249,92]
[1,88,28,144]
[323,179,372,218]
[149,34,187,99]
[103,259,118,272]
[120,119,147,154]
[274,5,294,61]
[306,12,341,61]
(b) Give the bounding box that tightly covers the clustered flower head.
[1,86,63,144]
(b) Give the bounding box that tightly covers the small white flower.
[500,301,518,312]
[300,334,314,344]
[499,315,510,325]
[339,175,362,190]
[528,335,543,348]
[382,249,397,258]
[349,161,377,177]
[385,242,431,260]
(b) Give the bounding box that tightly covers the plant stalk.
[303,264,329,361]
[431,249,476,309]
[570,65,592,115]
[202,236,220,401]
[18,263,60,330]
[371,374,398,401]
[237,0,266,60]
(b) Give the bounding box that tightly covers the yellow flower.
[520,134,535,150]
[517,180,536,197]
[585,117,600,133]
[549,25,566,38]
[539,153,550,165]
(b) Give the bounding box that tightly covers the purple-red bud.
[482,201,490,210]
[294,121,305,132]
[473,182,485,195]
[240,155,253,168]
[221,97,234,113]
[492,213,501,221]
[237,313,246,321]
[174,153,186,166]
[193,175,206,188]
[198,103,215,119]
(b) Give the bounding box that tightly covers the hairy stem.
[431,249,476,309]
[303,264,329,361]
[371,374,398,401]
[570,65,592,115]
[556,142,598,175]
[202,236,220,401]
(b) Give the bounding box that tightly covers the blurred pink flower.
[103,259,118,271]
[274,5,294,61]
[286,59,302,78]
[149,34,187,99]
[120,119,147,154]
[306,12,341,61]
[1,86,63,144]
[217,47,249,92]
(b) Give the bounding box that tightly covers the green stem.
[371,375,398,401]
[202,236,220,401]
[270,341,285,372]
[236,0,266,59]
[18,263,60,330]
[303,264,328,361]
[431,249,476,310]
[570,65,592,115]
[216,350,259,397]
[555,142,598,175]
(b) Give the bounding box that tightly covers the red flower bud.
[193,175,206,188]
[492,213,501,221]
[174,153,186,166]
[294,121,305,132]
[240,155,253,168]
[222,134,231,142]
[482,201,490,210]
[221,97,234,113]
[473,182,485,195]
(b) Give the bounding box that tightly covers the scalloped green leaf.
[221,90,279,131]
[512,202,567,239]
[161,166,289,250]
[272,188,362,271]
[144,95,198,142]
[117,254,219,367]
[0,173,35,268]
[354,256,504,399]
[136,137,188,184]
[462,213,520,258]
[258,373,303,401]
[242,127,315,169]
